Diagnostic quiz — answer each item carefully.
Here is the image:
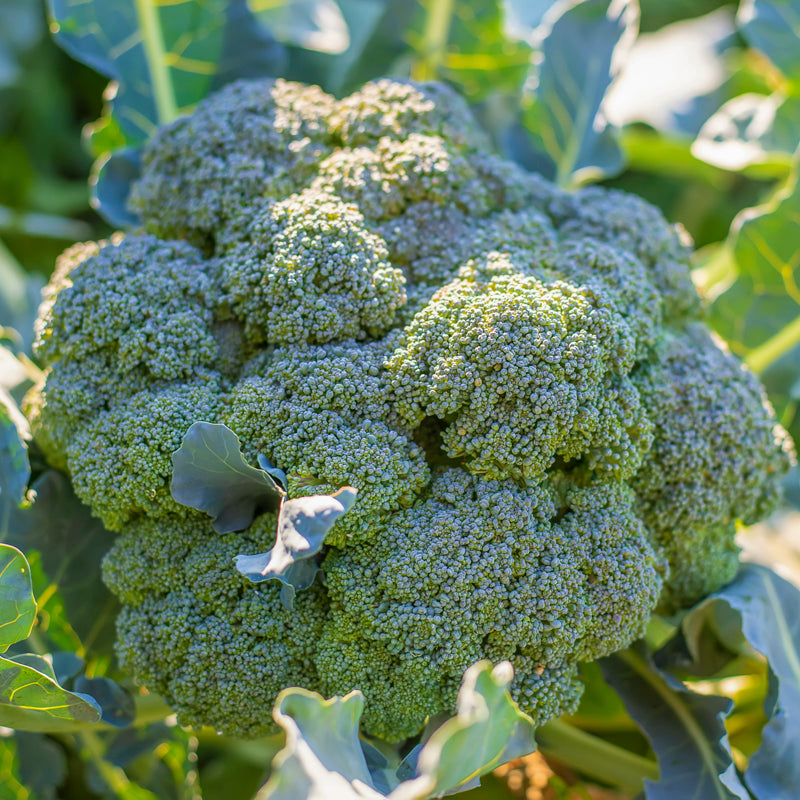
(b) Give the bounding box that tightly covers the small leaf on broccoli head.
[235,487,358,611]
[171,421,286,533]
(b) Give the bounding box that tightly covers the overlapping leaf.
[738,0,800,84]
[709,179,800,439]
[0,543,102,731]
[509,0,639,187]
[171,422,286,533]
[256,661,535,800]
[679,564,800,798]
[600,643,748,799]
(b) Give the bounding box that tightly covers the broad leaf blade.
[738,0,800,83]
[512,0,639,188]
[0,544,102,731]
[692,92,800,176]
[0,388,29,538]
[48,0,286,224]
[389,661,536,799]
[235,487,357,609]
[600,643,747,799]
[0,544,35,652]
[680,564,800,798]
[171,421,285,533]
[256,689,381,800]
[709,179,800,441]
[4,470,119,657]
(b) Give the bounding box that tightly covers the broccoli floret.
[28,77,793,742]
[128,79,336,248]
[319,470,663,740]
[631,324,794,610]
[221,188,406,344]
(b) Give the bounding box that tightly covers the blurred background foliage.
[2,1,800,798]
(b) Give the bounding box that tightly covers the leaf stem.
[414,0,455,81]
[134,0,179,124]
[536,718,659,794]
[744,313,800,375]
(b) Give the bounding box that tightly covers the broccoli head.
[28,77,793,741]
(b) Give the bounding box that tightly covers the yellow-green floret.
[28,77,794,741]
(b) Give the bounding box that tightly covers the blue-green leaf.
[393,661,536,798]
[5,470,119,657]
[0,544,35,652]
[89,147,142,229]
[0,544,102,731]
[0,388,29,538]
[600,643,748,799]
[171,422,285,533]
[235,487,357,610]
[48,0,286,224]
[512,0,639,188]
[74,676,136,728]
[680,564,800,798]
[709,178,800,441]
[738,0,800,83]
[692,92,800,176]
[255,661,534,800]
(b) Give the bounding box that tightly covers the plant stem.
[536,718,659,794]
[134,0,178,124]
[414,0,455,81]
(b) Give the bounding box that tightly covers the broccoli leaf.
[4,470,120,657]
[738,0,800,83]
[0,543,103,731]
[235,487,358,610]
[48,0,286,225]
[600,642,748,799]
[692,93,800,176]
[709,179,800,442]
[678,564,800,798]
[171,421,286,534]
[0,387,29,538]
[509,0,638,188]
[255,661,535,799]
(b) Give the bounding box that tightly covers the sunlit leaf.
[235,487,357,610]
[709,177,800,441]
[510,0,639,188]
[692,92,800,175]
[600,643,748,799]
[0,544,102,731]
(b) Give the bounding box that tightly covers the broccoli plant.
[24,77,793,748]
[5,0,800,798]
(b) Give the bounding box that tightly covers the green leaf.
[235,487,358,610]
[512,0,639,188]
[0,543,102,731]
[251,0,349,54]
[738,0,800,84]
[0,543,35,651]
[256,661,534,800]
[410,0,532,101]
[5,470,120,657]
[600,643,748,799]
[679,564,800,798]
[171,421,286,533]
[709,177,800,441]
[0,388,29,538]
[48,0,286,224]
[692,92,800,175]
[11,731,67,800]
[74,676,136,728]
[393,661,536,798]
